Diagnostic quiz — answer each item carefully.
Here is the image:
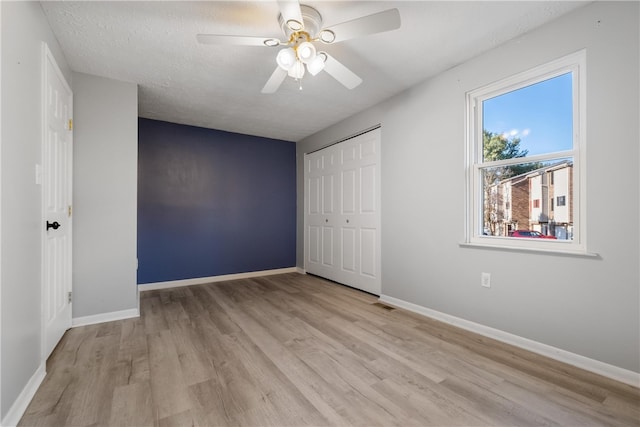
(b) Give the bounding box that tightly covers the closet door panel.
[308,226,321,264]
[341,227,357,274]
[360,228,377,279]
[341,169,356,215]
[360,164,377,214]
[321,226,335,268]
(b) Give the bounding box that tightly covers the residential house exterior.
[485,161,573,239]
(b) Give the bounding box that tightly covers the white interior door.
[305,128,381,295]
[42,44,73,359]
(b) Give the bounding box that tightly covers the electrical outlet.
[481,272,491,288]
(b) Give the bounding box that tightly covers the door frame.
[40,42,73,363]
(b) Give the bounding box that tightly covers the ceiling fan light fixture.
[319,29,336,43]
[276,47,296,70]
[288,60,305,79]
[307,53,325,76]
[197,4,399,93]
[297,41,316,64]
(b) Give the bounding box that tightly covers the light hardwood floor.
[20,273,639,426]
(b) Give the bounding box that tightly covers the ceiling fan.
[197,1,401,93]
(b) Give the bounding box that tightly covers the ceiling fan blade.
[261,67,288,94]
[197,34,278,47]
[322,8,401,43]
[277,0,304,30]
[322,53,362,90]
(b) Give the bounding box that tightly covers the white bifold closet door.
[305,128,381,295]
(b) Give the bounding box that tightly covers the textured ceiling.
[41,1,588,142]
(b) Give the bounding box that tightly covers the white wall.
[72,72,138,320]
[0,1,72,421]
[1,5,138,421]
[298,2,639,374]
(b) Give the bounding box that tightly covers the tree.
[482,130,540,235]
[483,130,528,163]
[483,130,543,179]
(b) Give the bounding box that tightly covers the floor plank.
[19,273,640,426]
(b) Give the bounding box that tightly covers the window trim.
[464,50,588,254]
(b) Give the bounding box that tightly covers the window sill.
[459,241,600,258]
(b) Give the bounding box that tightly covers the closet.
[304,128,381,295]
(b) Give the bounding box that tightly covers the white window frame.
[464,50,588,255]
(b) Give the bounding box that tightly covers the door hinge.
[67,291,72,304]
[68,119,73,131]
[68,205,72,217]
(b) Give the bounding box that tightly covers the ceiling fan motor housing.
[279,5,322,39]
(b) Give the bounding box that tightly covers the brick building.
[485,161,573,239]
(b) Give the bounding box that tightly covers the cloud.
[501,128,531,139]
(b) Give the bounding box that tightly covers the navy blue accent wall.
[137,118,296,284]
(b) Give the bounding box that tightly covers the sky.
[482,72,573,157]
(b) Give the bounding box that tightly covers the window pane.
[483,73,573,160]
[481,158,573,240]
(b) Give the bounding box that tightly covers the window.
[465,51,586,253]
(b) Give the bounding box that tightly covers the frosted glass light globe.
[297,42,316,64]
[276,48,296,70]
[288,60,305,79]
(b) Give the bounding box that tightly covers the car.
[508,230,557,239]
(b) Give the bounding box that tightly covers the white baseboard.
[1,363,46,427]
[296,267,306,274]
[379,294,640,388]
[72,308,139,327]
[138,267,299,292]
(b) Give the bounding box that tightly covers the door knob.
[46,221,60,231]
